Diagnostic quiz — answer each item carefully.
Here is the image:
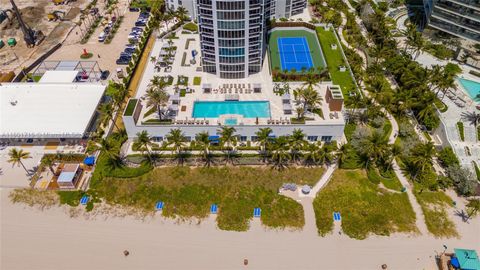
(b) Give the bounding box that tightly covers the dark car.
[116,59,129,65]
[129,7,140,12]
[100,70,110,80]
[124,47,135,53]
[120,52,132,58]
[135,21,146,27]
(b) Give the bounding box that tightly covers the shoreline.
[2,189,479,270]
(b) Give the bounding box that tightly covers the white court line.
[302,37,314,68]
[278,38,287,71]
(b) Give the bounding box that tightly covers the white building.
[0,81,106,141]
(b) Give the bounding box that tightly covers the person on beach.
[123,250,130,257]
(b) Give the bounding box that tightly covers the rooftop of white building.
[0,83,106,138]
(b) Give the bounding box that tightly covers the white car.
[98,31,106,42]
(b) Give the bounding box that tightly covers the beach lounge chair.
[253,208,261,218]
[155,201,164,211]
[210,204,218,214]
[205,120,209,125]
[80,195,89,205]
[333,212,341,221]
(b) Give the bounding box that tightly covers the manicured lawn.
[316,27,356,96]
[183,22,198,32]
[268,29,326,73]
[313,169,417,239]
[413,184,458,238]
[193,76,201,85]
[93,166,325,231]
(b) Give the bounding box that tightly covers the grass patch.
[193,76,201,85]
[141,119,173,125]
[92,167,324,231]
[57,190,85,207]
[183,22,198,32]
[457,122,464,141]
[413,184,458,238]
[313,169,417,239]
[124,99,138,116]
[344,122,356,141]
[473,161,480,181]
[434,97,448,113]
[316,27,356,98]
[143,106,157,118]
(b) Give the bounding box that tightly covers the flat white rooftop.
[0,83,106,138]
[39,70,78,83]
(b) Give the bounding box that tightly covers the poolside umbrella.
[83,156,95,166]
[281,93,291,100]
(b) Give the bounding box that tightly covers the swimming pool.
[192,101,271,118]
[458,78,480,103]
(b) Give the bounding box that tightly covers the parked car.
[100,70,110,80]
[98,31,106,42]
[129,7,140,12]
[135,21,146,26]
[124,47,135,53]
[120,52,132,57]
[128,33,140,40]
[125,44,137,49]
[116,59,129,65]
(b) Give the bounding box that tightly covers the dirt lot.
[0,0,92,74]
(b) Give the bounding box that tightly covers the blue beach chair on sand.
[80,195,89,205]
[253,208,261,218]
[155,201,164,211]
[210,204,218,214]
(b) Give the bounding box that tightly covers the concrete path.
[392,160,429,235]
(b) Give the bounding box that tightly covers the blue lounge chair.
[80,195,89,205]
[210,204,218,214]
[253,207,261,218]
[333,212,341,221]
[155,201,164,211]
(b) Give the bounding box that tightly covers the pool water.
[192,101,271,118]
[224,118,238,125]
[458,78,480,103]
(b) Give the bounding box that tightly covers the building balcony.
[444,0,480,11]
[429,17,480,41]
[435,3,480,23]
[432,9,480,34]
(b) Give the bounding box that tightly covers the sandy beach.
[1,187,479,270]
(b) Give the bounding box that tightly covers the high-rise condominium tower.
[193,0,306,78]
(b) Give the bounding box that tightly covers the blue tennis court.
[277,37,314,72]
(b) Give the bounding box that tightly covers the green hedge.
[457,122,464,141]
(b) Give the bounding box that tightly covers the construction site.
[0,0,92,79]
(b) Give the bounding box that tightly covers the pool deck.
[132,30,344,127]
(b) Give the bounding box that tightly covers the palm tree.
[466,199,480,222]
[8,148,31,174]
[289,129,306,163]
[356,130,389,168]
[42,155,56,175]
[145,86,169,120]
[165,128,187,155]
[270,136,291,170]
[409,141,435,179]
[303,142,321,166]
[461,111,480,128]
[255,127,272,162]
[218,126,237,164]
[98,102,119,130]
[175,6,189,22]
[133,130,155,162]
[195,132,212,167]
[97,138,119,161]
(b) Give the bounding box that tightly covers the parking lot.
[45,1,145,81]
